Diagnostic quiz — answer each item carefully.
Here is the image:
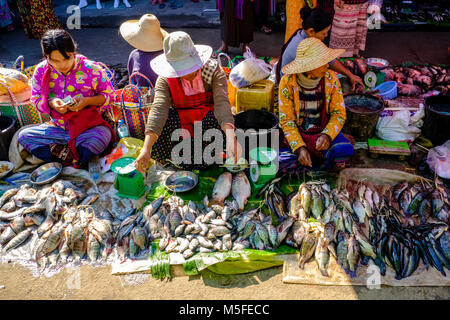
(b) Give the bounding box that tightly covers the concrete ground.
[0,6,449,300]
[1,263,450,300]
[1,27,449,68]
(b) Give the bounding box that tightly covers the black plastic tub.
[423,94,450,146]
[234,110,279,161]
[0,115,16,160]
[343,94,384,141]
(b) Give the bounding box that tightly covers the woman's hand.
[297,147,312,167]
[335,0,344,8]
[316,134,331,151]
[349,74,365,92]
[69,95,88,112]
[225,134,243,164]
[134,147,152,174]
[49,98,68,114]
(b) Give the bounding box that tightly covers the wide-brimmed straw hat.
[282,37,345,75]
[150,31,212,78]
[120,14,168,52]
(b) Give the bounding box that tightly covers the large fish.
[211,172,232,205]
[231,172,251,212]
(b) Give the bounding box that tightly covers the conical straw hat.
[120,14,168,52]
[282,37,345,75]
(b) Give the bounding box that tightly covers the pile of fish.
[285,180,376,277]
[140,195,239,259]
[381,64,450,96]
[257,175,289,222]
[382,4,449,24]
[232,208,293,251]
[286,177,450,279]
[0,181,113,268]
[344,178,449,279]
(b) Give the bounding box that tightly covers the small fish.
[211,172,232,205]
[1,200,16,213]
[183,249,194,259]
[289,193,302,219]
[276,217,294,247]
[298,232,317,269]
[336,231,350,274]
[347,235,360,277]
[315,236,330,277]
[352,199,366,224]
[87,233,101,262]
[299,184,312,216]
[222,234,232,251]
[3,228,32,252]
[80,194,99,206]
[177,237,190,253]
[267,223,278,248]
[311,189,324,219]
[0,188,19,208]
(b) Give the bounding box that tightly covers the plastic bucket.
[374,81,397,100]
[0,115,16,161]
[234,110,279,162]
[423,94,450,146]
[343,94,384,141]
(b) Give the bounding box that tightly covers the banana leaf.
[183,245,297,276]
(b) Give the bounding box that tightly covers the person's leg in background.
[17,123,70,162]
[257,0,273,34]
[354,1,369,57]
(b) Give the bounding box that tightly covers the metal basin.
[164,171,198,193]
[30,162,63,185]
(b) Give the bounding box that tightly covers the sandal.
[260,25,272,35]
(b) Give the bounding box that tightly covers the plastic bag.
[0,67,29,95]
[426,140,450,179]
[376,104,424,142]
[100,137,145,173]
[229,48,271,88]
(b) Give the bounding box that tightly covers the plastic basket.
[374,81,397,100]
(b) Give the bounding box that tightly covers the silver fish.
[189,238,200,251]
[10,216,25,234]
[213,239,223,251]
[0,226,16,245]
[222,234,232,251]
[80,194,99,206]
[231,172,251,212]
[1,200,16,213]
[3,228,32,252]
[276,217,294,247]
[211,172,232,204]
[0,188,18,208]
[315,236,330,277]
[183,249,194,259]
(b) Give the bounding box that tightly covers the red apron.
[167,78,214,137]
[62,106,117,161]
[298,79,329,159]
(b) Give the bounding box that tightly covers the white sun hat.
[150,31,213,78]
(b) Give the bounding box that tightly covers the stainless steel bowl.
[366,57,390,70]
[0,161,14,179]
[164,171,199,193]
[30,162,63,185]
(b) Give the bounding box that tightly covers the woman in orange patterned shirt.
[278,37,354,171]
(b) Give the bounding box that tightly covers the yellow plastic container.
[235,80,274,113]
